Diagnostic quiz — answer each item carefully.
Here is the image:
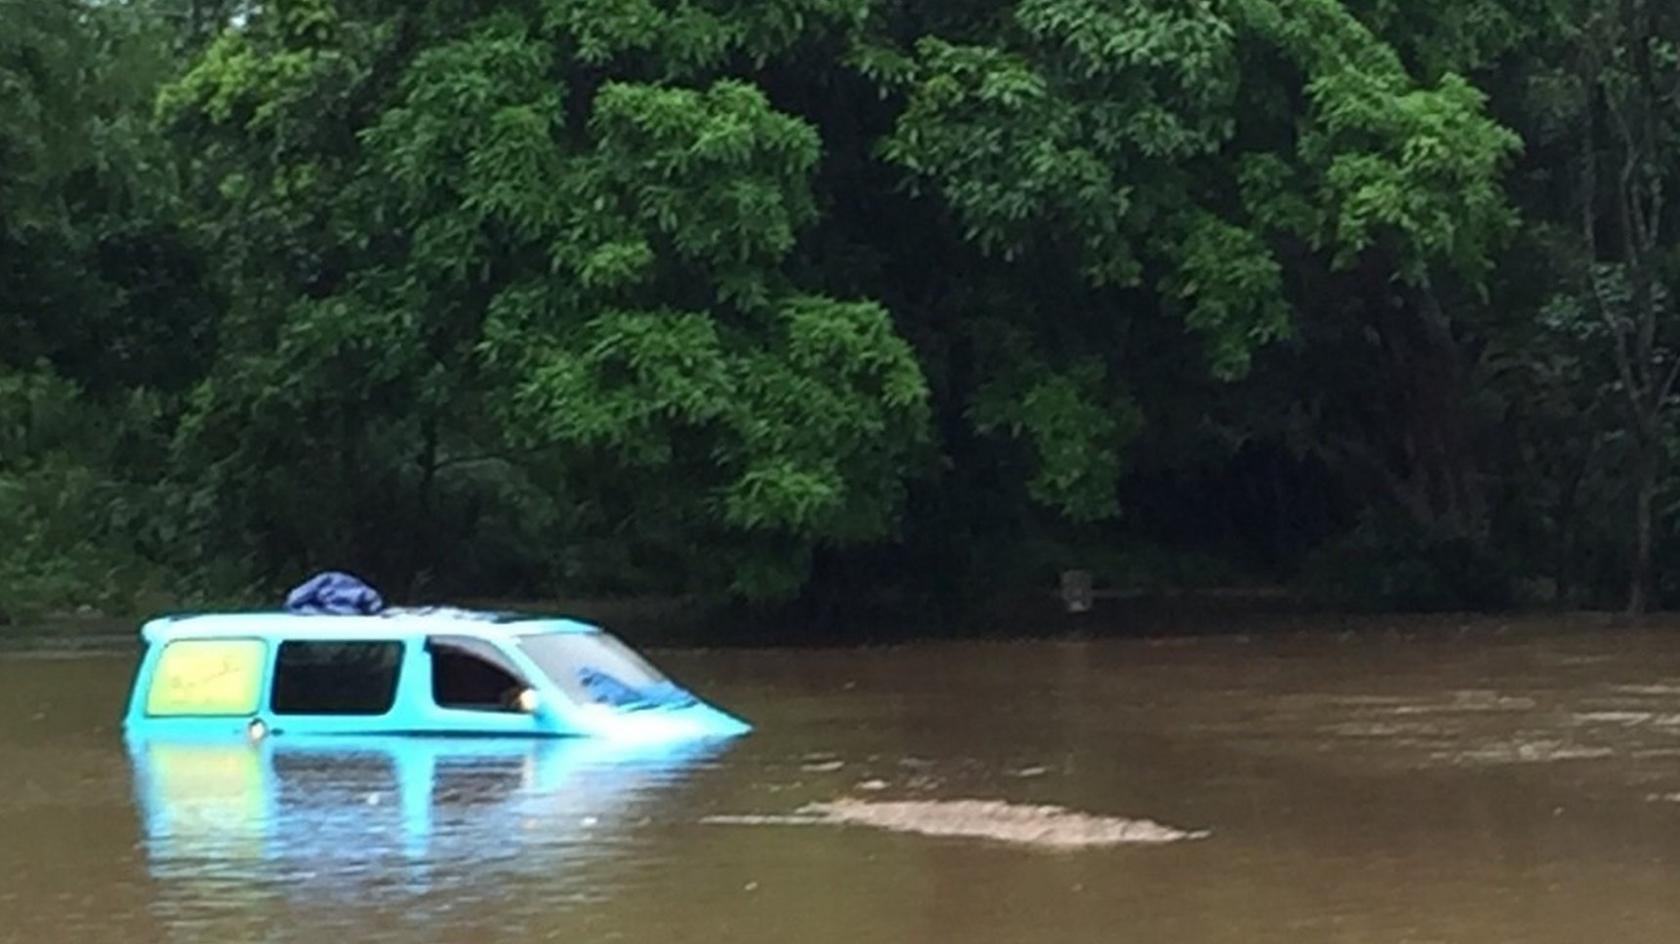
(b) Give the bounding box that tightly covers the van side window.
[271,640,403,715]
[146,639,267,716]
[428,636,527,712]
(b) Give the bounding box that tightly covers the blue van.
[122,609,751,741]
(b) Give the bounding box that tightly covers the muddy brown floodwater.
[5,620,1680,942]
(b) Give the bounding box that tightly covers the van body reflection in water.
[127,733,729,925]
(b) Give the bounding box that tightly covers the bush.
[0,368,177,623]
[0,460,173,623]
[1303,515,1513,611]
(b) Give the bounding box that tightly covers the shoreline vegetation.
[11,1,1680,627]
[5,589,1670,652]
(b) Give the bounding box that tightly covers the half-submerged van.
[122,609,751,741]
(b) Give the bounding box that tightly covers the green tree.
[873,0,1519,544]
[2,0,211,390]
[1505,0,1680,615]
[0,0,210,619]
[159,0,930,600]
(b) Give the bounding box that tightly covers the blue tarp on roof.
[285,571,385,615]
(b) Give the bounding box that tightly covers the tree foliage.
[7,0,1680,622]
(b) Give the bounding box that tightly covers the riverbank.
[3,592,1671,652]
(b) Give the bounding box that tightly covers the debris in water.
[806,798,1208,848]
[704,798,1207,849]
[1012,766,1049,778]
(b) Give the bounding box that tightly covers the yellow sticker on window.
[146,639,267,716]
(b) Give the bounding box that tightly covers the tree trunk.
[1556,470,1579,607]
[1628,440,1657,617]
[405,416,440,600]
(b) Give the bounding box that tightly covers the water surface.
[6,624,1680,942]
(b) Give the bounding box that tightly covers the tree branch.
[429,444,565,475]
[1581,77,1645,412]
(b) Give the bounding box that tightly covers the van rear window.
[146,639,267,716]
[271,640,403,715]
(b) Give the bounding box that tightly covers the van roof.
[140,610,602,645]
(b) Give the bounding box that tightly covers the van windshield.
[518,633,696,710]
